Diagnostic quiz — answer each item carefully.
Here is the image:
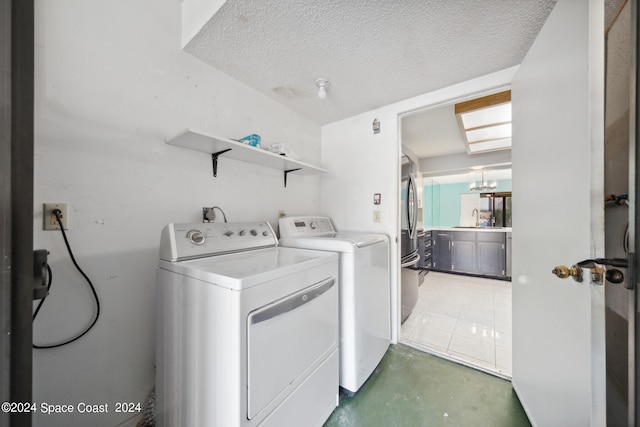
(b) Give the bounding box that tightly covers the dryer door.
[247,276,337,420]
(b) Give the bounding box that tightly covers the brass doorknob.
[552,265,570,278]
[552,265,583,282]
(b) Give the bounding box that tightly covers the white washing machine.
[278,216,390,394]
[156,221,339,427]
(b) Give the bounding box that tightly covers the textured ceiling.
[185,0,558,126]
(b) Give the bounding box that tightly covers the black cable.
[33,209,101,349]
[210,206,228,222]
[32,263,52,321]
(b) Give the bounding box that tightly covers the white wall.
[320,67,518,343]
[32,1,322,426]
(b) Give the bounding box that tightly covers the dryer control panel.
[160,221,277,261]
[279,216,336,237]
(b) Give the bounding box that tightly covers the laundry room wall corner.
[31,1,322,426]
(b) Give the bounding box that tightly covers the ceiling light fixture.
[469,170,497,192]
[316,78,329,99]
[455,90,511,154]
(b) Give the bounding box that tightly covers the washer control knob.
[262,230,269,236]
[186,229,206,245]
[224,230,234,237]
[310,222,317,230]
[239,229,246,236]
[250,229,258,236]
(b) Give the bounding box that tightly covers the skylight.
[455,90,512,154]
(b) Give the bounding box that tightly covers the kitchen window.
[480,192,512,227]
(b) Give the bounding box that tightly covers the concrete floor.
[324,344,530,427]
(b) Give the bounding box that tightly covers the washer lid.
[279,232,388,253]
[158,246,337,290]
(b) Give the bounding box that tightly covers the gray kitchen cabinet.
[432,231,452,271]
[418,230,433,269]
[451,231,476,273]
[430,229,508,279]
[476,232,506,277]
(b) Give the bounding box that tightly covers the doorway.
[398,93,514,378]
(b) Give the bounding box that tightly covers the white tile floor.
[400,271,512,378]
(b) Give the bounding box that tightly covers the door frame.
[396,81,514,349]
[633,0,640,421]
[1,0,11,421]
[2,1,35,425]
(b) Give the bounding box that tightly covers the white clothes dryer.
[156,221,339,427]
[278,216,390,395]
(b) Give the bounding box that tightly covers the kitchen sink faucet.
[472,209,479,227]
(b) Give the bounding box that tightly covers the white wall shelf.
[166,129,328,187]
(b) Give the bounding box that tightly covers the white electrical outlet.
[43,203,69,230]
[373,210,381,223]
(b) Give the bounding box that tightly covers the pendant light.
[470,170,497,191]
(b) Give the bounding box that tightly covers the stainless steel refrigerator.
[401,156,419,261]
[400,155,419,322]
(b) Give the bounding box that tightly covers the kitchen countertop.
[425,227,512,233]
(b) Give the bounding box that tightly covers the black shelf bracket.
[284,168,302,188]
[211,148,232,177]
